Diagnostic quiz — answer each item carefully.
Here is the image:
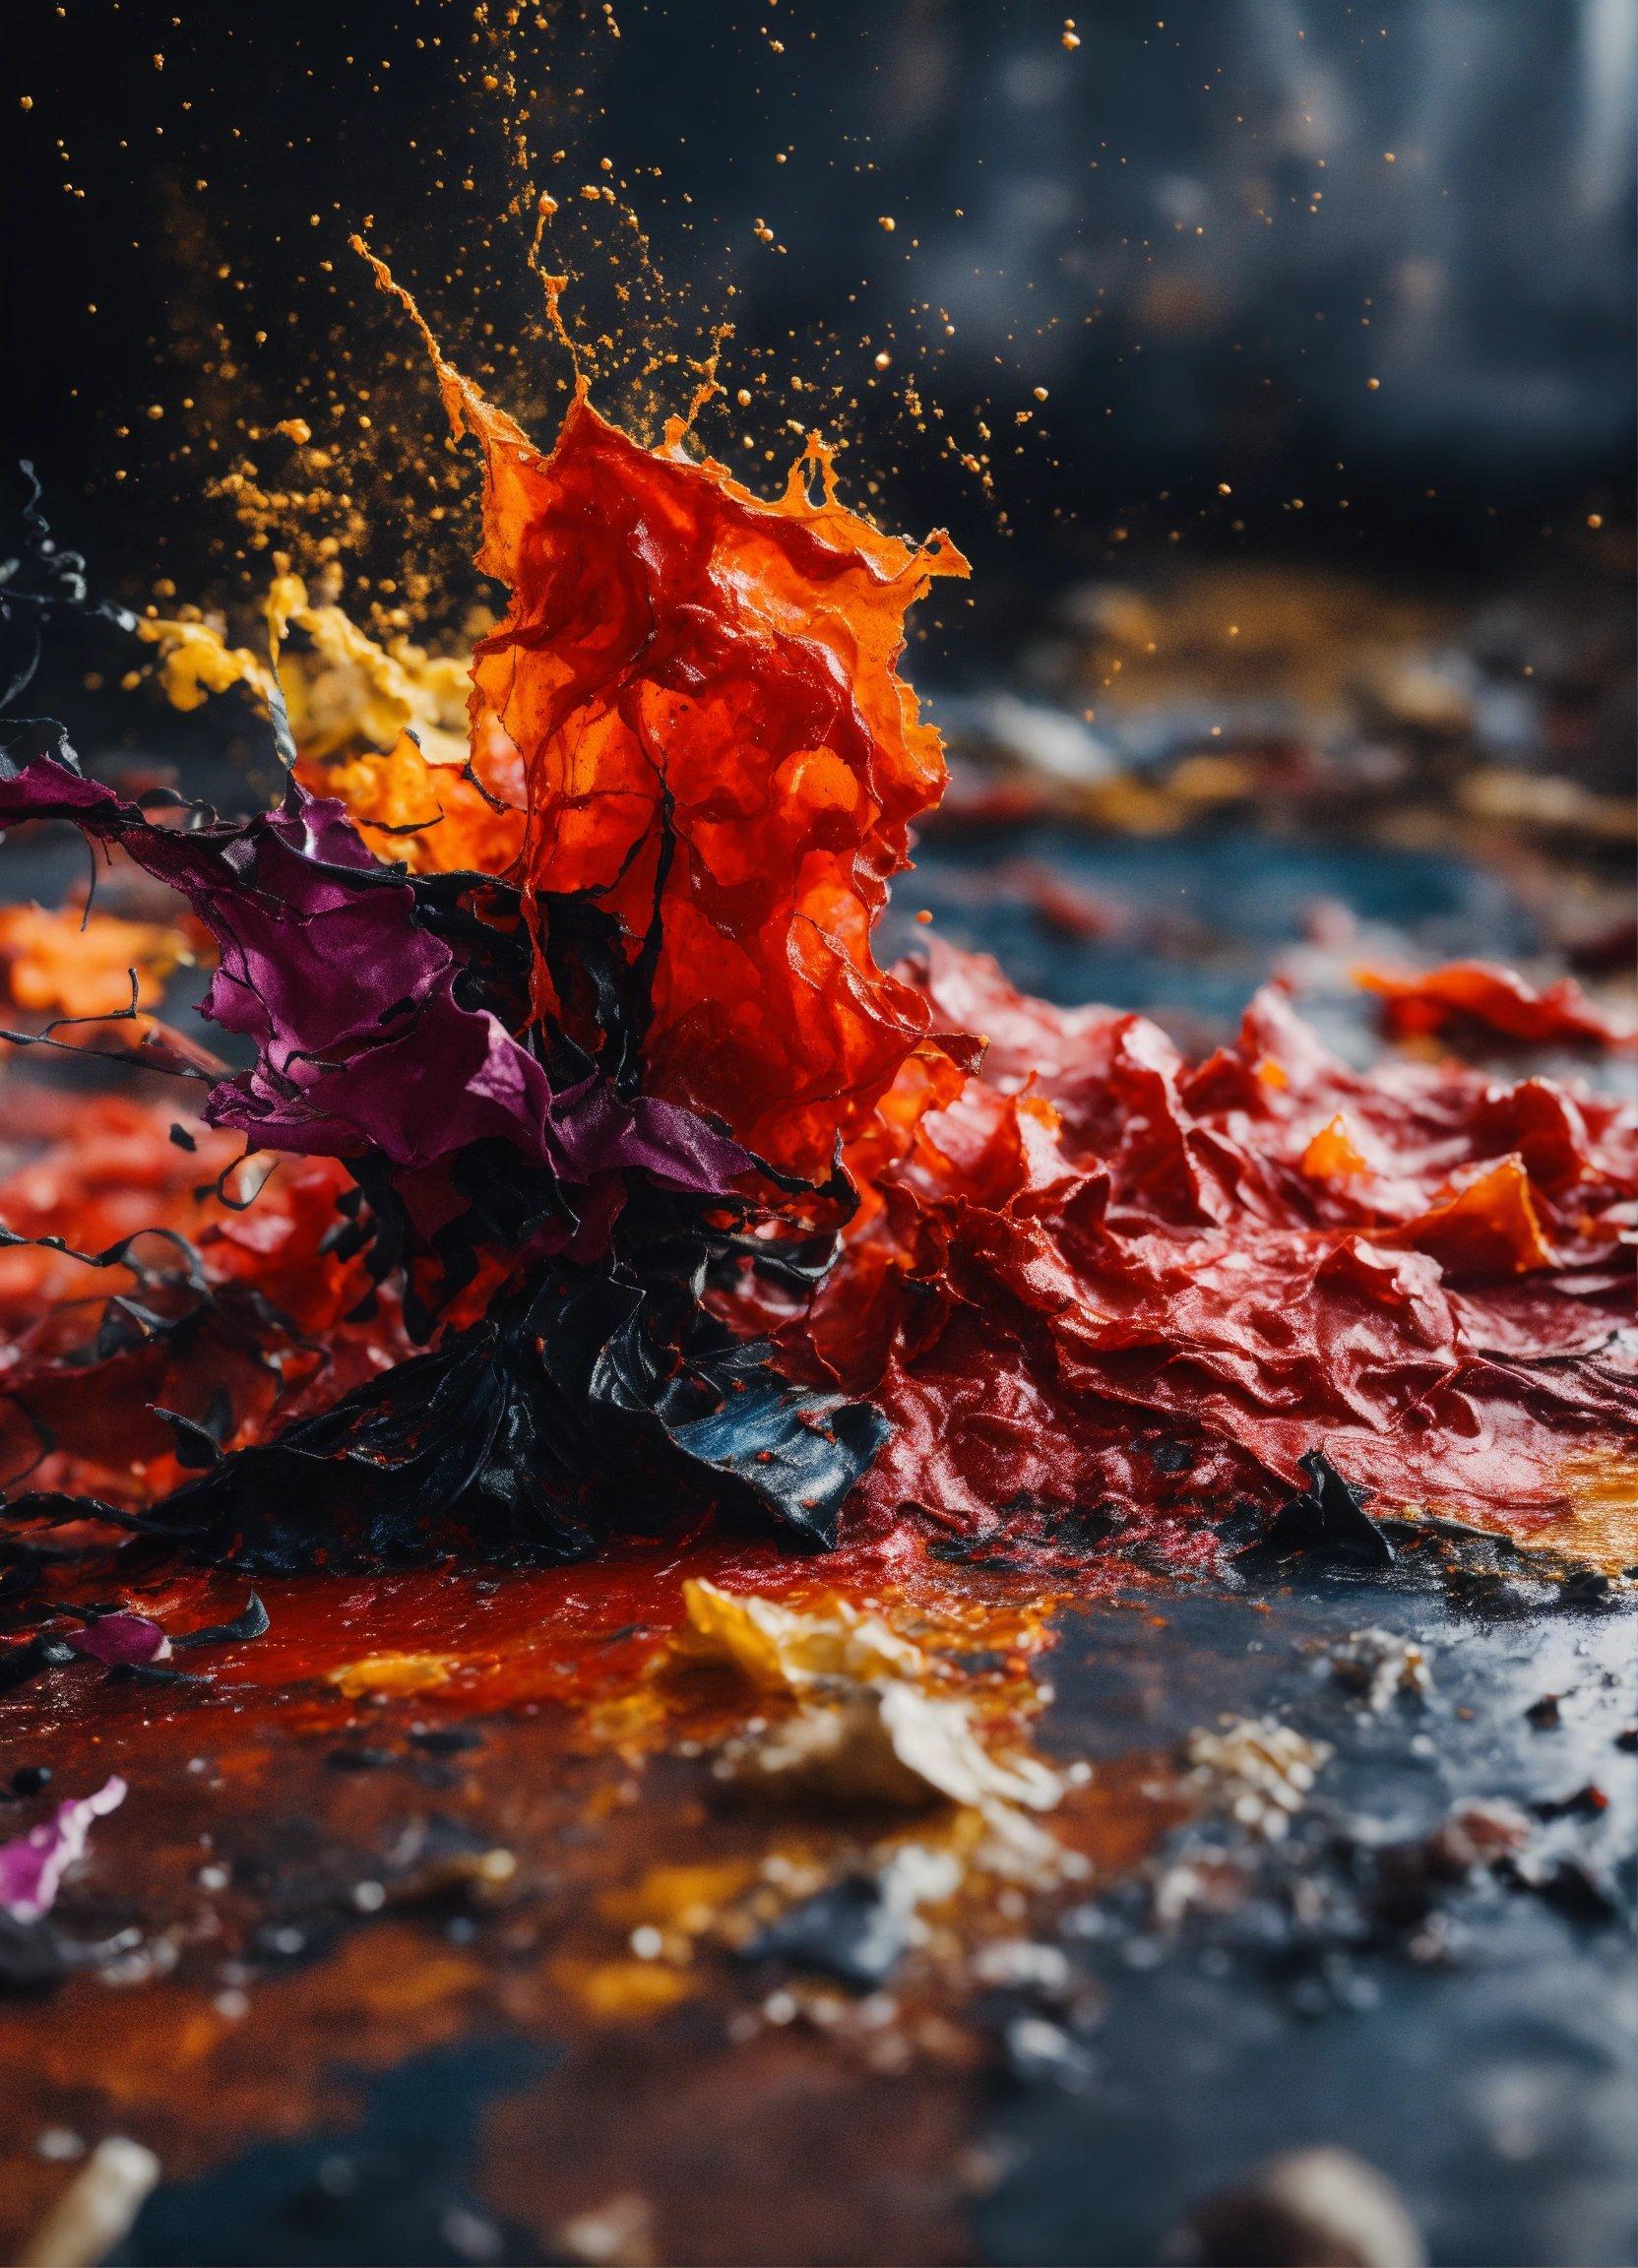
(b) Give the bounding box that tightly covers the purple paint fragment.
[548,1078,753,1193]
[0,1775,127,1921]
[0,754,750,1196]
[0,747,874,1555]
[0,756,552,1172]
[64,1613,171,1668]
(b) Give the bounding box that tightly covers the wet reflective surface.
[0,1537,1631,2266]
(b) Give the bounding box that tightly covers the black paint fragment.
[173,1592,271,1651]
[1243,1451,1395,1570]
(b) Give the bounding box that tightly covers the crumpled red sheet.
[1358,959,1637,1051]
[731,942,1637,1559]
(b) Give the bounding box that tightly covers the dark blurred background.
[8,0,1635,601]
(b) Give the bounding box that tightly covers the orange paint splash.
[357,240,973,1181]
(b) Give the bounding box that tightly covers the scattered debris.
[62,1614,170,1669]
[326,1653,456,1700]
[675,1580,924,1692]
[0,1780,127,1922]
[1183,1718,1332,1842]
[684,1580,1061,1820]
[1557,1570,1615,1612]
[1421,1797,1533,1867]
[716,1681,1061,1815]
[1149,1846,1246,1931]
[739,1848,962,1990]
[409,1724,484,1755]
[16,2136,160,2268]
[1326,1630,1434,1712]
[172,1592,270,1650]
[1000,2011,1096,2093]
[1370,1798,1534,1928]
[1166,2144,1425,2268]
[970,1938,1074,1995]
[1530,1782,1608,1821]
[379,1816,518,1910]
[552,2191,658,2268]
[1499,1852,1623,1921]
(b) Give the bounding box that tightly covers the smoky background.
[3,0,1633,884]
[7,0,1633,579]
